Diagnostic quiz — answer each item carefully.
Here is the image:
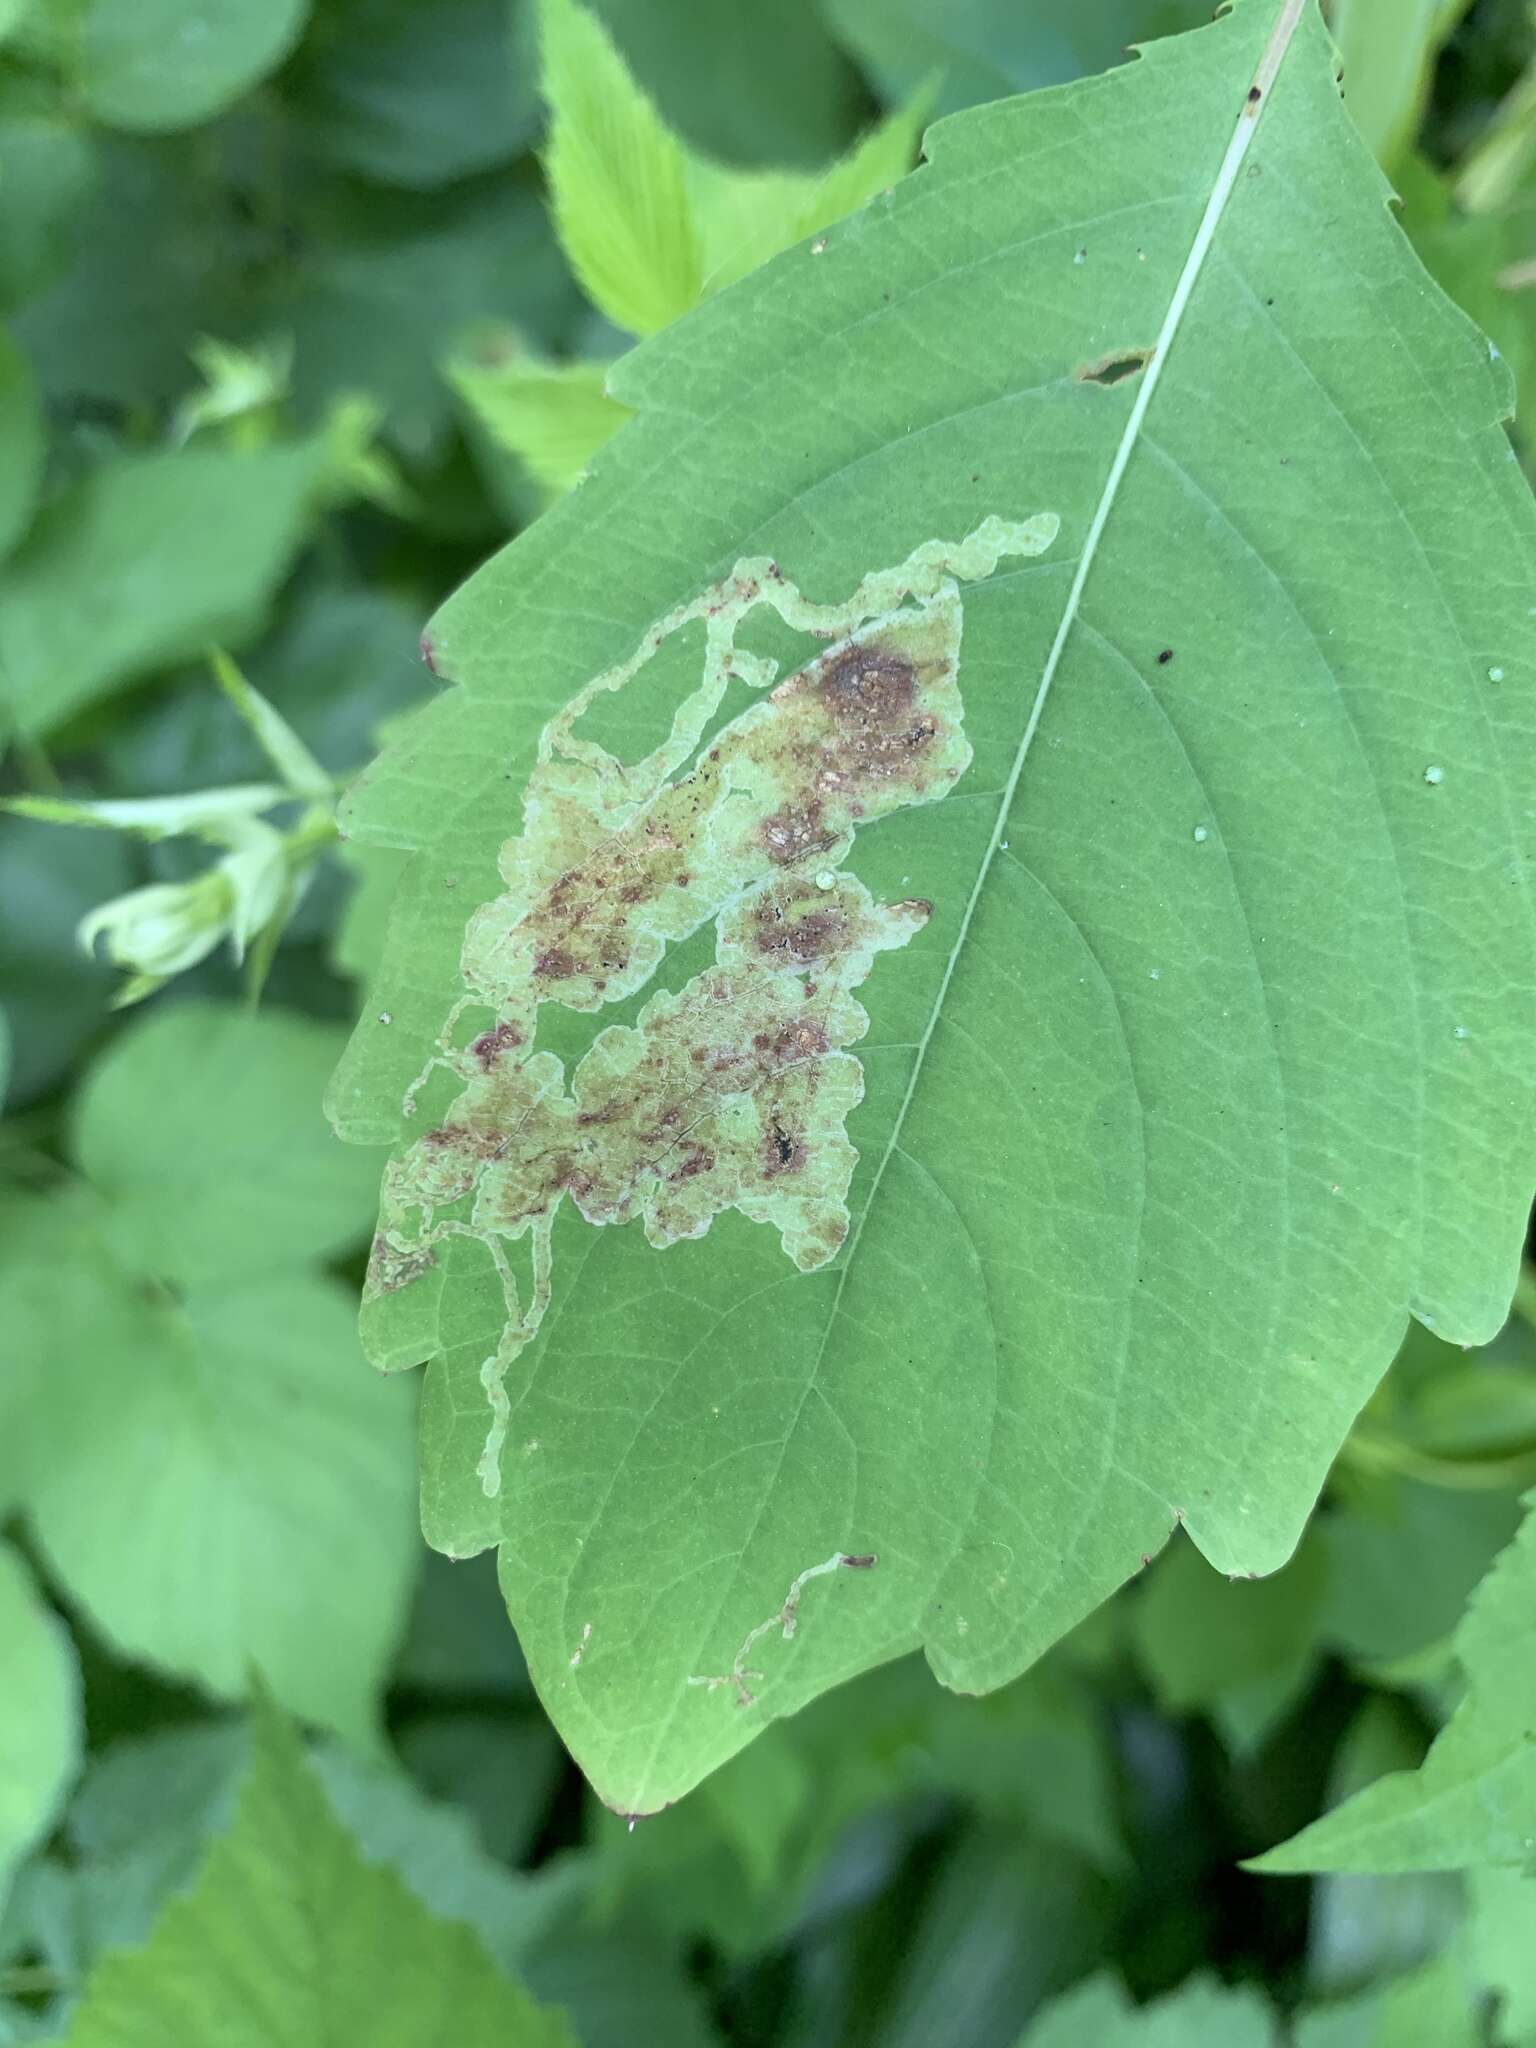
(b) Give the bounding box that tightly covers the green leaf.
[73,1002,382,1288]
[1320,1474,1524,1670]
[1,1197,416,1741]
[0,82,98,312]
[73,0,311,133]
[283,0,538,189]
[0,1544,79,1912]
[538,0,703,334]
[1019,1973,1274,2046]
[589,0,861,168]
[688,89,928,295]
[210,650,334,799]
[54,1700,580,2048]
[1327,0,1474,166]
[10,132,246,406]
[1307,1697,1466,1995]
[332,0,1536,1811]
[1254,1494,1536,1873]
[1468,1867,1536,2044]
[273,179,577,456]
[823,0,1215,118]
[1292,1953,1481,2048]
[0,443,328,740]
[0,815,128,1108]
[449,347,632,496]
[1132,1530,1327,1752]
[0,326,42,562]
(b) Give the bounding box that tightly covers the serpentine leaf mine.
[365,513,1060,1494]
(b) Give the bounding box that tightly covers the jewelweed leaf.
[331,0,1536,1811]
[54,1699,579,2048]
[1254,1494,1536,1873]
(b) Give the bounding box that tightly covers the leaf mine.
[363,515,1059,1494]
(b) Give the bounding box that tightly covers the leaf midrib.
[617,0,1310,1810]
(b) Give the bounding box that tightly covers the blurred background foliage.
[2,0,1536,2042]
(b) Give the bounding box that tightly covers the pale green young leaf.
[73,0,312,134]
[74,1002,383,1288]
[538,0,702,335]
[450,349,632,496]
[1020,1974,1274,2046]
[1254,1495,1536,1873]
[55,1700,579,2048]
[3,787,288,840]
[0,326,42,562]
[0,1544,79,1912]
[331,0,1536,1811]
[0,443,329,740]
[0,1200,416,1744]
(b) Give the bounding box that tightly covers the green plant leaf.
[0,80,98,313]
[0,325,43,562]
[1468,1867,1536,2044]
[538,0,703,334]
[1327,0,1474,166]
[1292,1953,1482,2048]
[1254,1494,1536,1874]
[73,0,312,134]
[1132,1529,1327,1752]
[822,0,1215,118]
[0,443,329,740]
[0,1196,416,1742]
[1019,1973,1273,2046]
[688,89,928,295]
[590,0,861,168]
[449,348,632,496]
[54,1700,580,2048]
[282,0,538,189]
[331,0,1536,1811]
[0,1543,79,1912]
[73,1002,383,1288]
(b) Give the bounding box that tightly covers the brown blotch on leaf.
[671,1146,716,1182]
[470,1021,524,1070]
[761,799,835,866]
[818,642,918,725]
[1075,347,1154,387]
[533,947,578,979]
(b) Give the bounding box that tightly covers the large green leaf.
[55,1701,579,2048]
[330,0,1536,1810]
[1255,1493,1536,1874]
